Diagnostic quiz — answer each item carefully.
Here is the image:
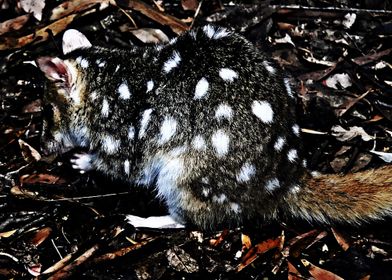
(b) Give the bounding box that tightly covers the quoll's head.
[37,56,86,155]
[36,29,92,155]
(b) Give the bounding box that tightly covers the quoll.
[36,25,392,230]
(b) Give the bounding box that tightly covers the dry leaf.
[30,227,52,246]
[20,0,45,21]
[20,173,66,185]
[288,261,303,280]
[130,28,169,44]
[325,73,352,89]
[18,139,41,162]
[181,0,199,11]
[331,228,350,251]
[331,125,374,142]
[166,246,199,273]
[0,14,30,35]
[237,235,283,272]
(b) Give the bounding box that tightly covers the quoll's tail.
[284,165,392,224]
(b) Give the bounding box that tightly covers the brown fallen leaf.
[0,14,30,35]
[116,0,189,35]
[331,228,351,251]
[20,173,66,185]
[22,99,42,113]
[237,235,283,272]
[302,259,344,280]
[30,227,52,246]
[288,261,304,280]
[241,233,252,250]
[50,0,112,21]
[18,139,41,162]
[181,0,199,11]
[0,14,77,50]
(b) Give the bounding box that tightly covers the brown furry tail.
[284,165,392,225]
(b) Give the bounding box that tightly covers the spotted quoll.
[37,25,392,230]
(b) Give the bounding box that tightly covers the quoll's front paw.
[70,153,95,174]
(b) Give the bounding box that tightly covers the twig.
[190,0,204,29]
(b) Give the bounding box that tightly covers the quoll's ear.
[36,56,72,87]
[62,29,92,55]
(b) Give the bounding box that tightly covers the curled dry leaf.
[20,0,45,21]
[331,125,374,142]
[18,139,41,162]
[166,246,199,273]
[325,73,352,89]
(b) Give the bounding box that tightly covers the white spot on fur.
[265,178,280,192]
[203,25,215,38]
[252,100,274,123]
[101,98,109,117]
[290,184,301,194]
[215,103,233,120]
[236,163,256,183]
[159,116,177,144]
[139,109,153,137]
[284,78,294,98]
[211,129,230,156]
[114,65,120,72]
[274,137,285,151]
[194,77,209,99]
[163,51,181,73]
[128,126,135,140]
[230,202,241,213]
[203,25,230,39]
[97,59,106,68]
[90,91,98,101]
[201,177,209,184]
[219,68,238,82]
[80,58,89,69]
[192,135,207,151]
[202,187,210,197]
[124,159,130,176]
[302,159,307,167]
[102,135,120,154]
[118,82,131,99]
[212,193,227,204]
[262,61,276,74]
[292,124,300,136]
[146,80,154,92]
[288,149,298,162]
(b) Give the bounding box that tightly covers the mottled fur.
[37,26,392,230]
